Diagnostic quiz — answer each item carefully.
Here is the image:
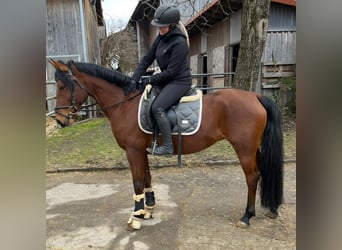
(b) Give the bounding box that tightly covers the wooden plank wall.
[84,0,101,64]
[46,0,101,116]
[262,31,296,64]
[206,19,229,90]
[261,31,296,106]
[46,0,83,59]
[261,31,296,86]
[189,33,201,86]
[46,0,83,115]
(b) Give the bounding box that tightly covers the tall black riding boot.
[147,108,173,156]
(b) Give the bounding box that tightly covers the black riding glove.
[136,80,144,90]
[135,77,150,90]
[141,77,151,85]
[124,79,137,95]
[140,76,151,88]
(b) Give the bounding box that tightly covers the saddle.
[138,84,203,167]
[138,84,203,135]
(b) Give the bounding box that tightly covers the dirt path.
[46,163,296,249]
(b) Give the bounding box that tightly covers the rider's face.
[159,26,169,35]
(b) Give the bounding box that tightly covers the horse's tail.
[257,95,284,210]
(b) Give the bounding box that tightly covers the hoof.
[265,210,278,219]
[127,215,142,230]
[236,220,249,229]
[144,205,156,219]
[143,210,153,219]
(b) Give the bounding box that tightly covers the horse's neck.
[85,78,125,108]
[75,72,137,126]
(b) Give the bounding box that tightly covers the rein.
[102,91,142,110]
[74,91,142,112]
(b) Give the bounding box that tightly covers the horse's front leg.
[144,165,156,219]
[125,148,154,230]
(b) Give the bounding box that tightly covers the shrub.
[277,77,296,116]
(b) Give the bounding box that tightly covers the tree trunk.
[232,0,271,91]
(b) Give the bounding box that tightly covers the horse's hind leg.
[236,150,260,228]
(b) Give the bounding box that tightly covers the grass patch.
[46,118,127,170]
[46,117,296,171]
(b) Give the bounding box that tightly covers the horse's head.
[49,59,89,127]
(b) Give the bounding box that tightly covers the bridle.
[54,67,142,122]
[54,68,92,122]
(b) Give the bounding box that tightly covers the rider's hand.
[141,77,151,86]
[136,77,151,90]
[124,79,137,95]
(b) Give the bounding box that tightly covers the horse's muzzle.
[56,118,67,128]
[55,113,74,128]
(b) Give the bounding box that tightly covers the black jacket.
[132,26,191,86]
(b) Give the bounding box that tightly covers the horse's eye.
[56,81,66,90]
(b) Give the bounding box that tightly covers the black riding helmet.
[151,4,180,27]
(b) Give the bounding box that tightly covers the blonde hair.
[177,21,190,48]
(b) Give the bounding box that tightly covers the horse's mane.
[67,61,131,89]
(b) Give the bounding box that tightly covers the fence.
[46,70,293,119]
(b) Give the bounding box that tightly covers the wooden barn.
[129,0,296,102]
[45,0,105,116]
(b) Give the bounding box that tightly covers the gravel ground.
[46,162,296,250]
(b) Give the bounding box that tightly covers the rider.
[132,4,192,156]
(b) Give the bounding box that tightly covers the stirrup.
[146,141,157,154]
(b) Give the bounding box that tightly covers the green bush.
[277,77,296,116]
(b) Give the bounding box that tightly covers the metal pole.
[79,0,88,62]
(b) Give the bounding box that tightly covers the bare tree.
[100,25,138,74]
[232,0,271,91]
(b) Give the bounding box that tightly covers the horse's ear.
[48,59,58,69]
[48,59,68,72]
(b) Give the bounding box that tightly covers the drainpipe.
[79,0,92,118]
[79,0,88,62]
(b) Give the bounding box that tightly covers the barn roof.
[185,0,296,35]
[185,0,242,36]
[129,0,160,24]
[272,0,296,7]
[129,0,296,35]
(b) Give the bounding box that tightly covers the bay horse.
[49,60,283,230]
